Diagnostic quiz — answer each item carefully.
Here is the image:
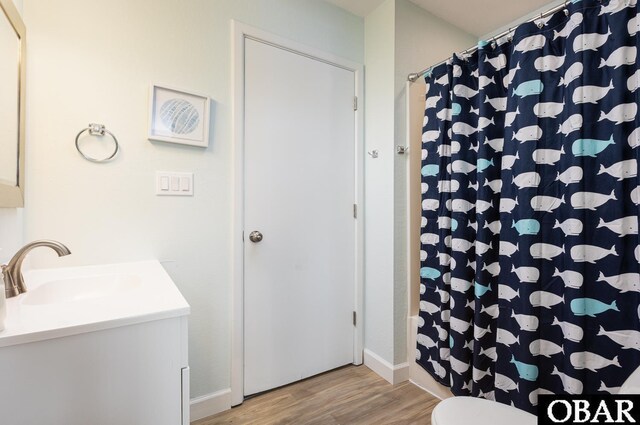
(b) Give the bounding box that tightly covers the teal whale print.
[449,335,454,348]
[477,158,495,172]
[572,136,615,157]
[512,219,540,236]
[511,355,539,381]
[422,164,439,177]
[451,218,459,232]
[420,267,441,280]
[570,298,619,317]
[513,80,544,98]
[452,103,462,116]
[475,281,492,297]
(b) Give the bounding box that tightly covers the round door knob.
[249,231,263,243]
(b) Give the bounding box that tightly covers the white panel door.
[243,38,356,396]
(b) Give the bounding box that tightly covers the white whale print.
[478,75,495,90]
[570,244,618,263]
[484,95,507,111]
[559,62,583,86]
[631,187,640,204]
[452,122,479,136]
[504,107,520,128]
[501,152,520,169]
[570,189,616,210]
[553,12,583,40]
[451,199,475,213]
[552,366,583,394]
[422,198,439,211]
[513,172,541,189]
[530,291,564,309]
[535,54,566,72]
[503,62,521,88]
[599,46,636,69]
[598,271,640,293]
[484,53,507,71]
[422,129,441,143]
[483,220,501,234]
[598,159,637,181]
[482,261,501,277]
[480,305,499,320]
[437,180,460,193]
[531,194,565,212]
[476,200,493,215]
[512,265,540,283]
[597,216,638,237]
[419,301,439,315]
[556,166,583,186]
[511,311,539,331]
[530,243,565,260]
[533,147,565,165]
[553,218,583,236]
[512,125,543,142]
[454,84,479,100]
[484,178,502,194]
[573,27,611,52]
[573,80,614,104]
[598,326,640,350]
[498,283,519,300]
[557,114,583,135]
[425,93,442,109]
[484,137,504,152]
[553,317,584,342]
[495,372,519,392]
[553,267,583,289]
[598,102,637,125]
[499,196,519,213]
[534,102,565,119]
[499,241,519,257]
[451,237,474,251]
[530,339,563,357]
[497,328,520,346]
[514,34,547,52]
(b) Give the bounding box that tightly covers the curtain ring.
[491,36,497,49]
[507,28,514,42]
[537,12,544,28]
[564,0,569,15]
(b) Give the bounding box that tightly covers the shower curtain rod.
[407,1,574,83]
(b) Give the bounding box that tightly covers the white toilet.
[431,366,640,425]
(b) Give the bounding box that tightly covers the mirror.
[0,0,25,207]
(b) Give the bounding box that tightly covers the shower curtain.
[417,0,640,413]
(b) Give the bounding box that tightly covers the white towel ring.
[75,123,119,163]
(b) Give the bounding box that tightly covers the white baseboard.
[364,348,410,385]
[190,388,232,422]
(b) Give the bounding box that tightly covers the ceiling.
[325,0,558,37]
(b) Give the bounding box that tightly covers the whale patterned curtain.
[417,0,640,413]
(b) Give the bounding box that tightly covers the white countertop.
[0,260,190,348]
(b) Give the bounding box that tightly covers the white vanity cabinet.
[0,261,190,425]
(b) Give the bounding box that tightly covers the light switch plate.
[156,172,193,196]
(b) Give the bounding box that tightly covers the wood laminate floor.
[194,365,438,425]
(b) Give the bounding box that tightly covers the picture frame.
[148,84,210,148]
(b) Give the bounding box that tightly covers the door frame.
[231,21,364,406]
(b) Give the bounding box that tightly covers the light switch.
[170,176,180,191]
[160,176,170,191]
[180,176,190,191]
[156,172,194,196]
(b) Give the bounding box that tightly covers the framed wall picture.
[148,84,210,148]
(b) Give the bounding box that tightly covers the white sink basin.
[0,260,190,348]
[21,274,142,306]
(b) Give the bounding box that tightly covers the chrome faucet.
[2,240,71,298]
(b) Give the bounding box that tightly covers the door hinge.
[242,231,244,241]
[353,204,357,218]
[353,96,358,111]
[353,311,357,326]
